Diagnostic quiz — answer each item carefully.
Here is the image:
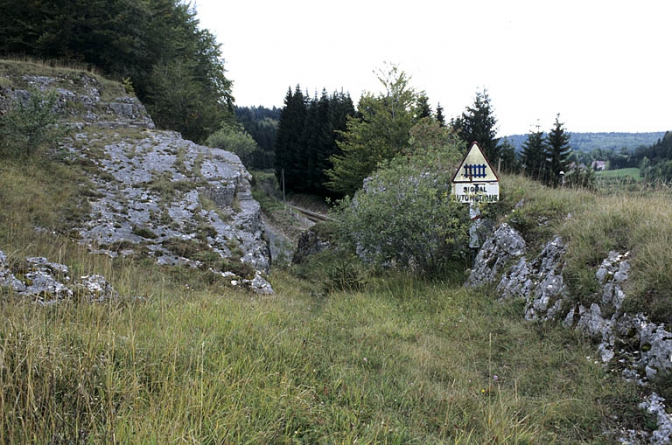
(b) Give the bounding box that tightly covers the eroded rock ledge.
[468,224,672,443]
[1,71,273,293]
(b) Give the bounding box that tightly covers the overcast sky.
[194,0,671,136]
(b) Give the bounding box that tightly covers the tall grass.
[497,175,672,327]
[562,191,672,323]
[1,267,644,443]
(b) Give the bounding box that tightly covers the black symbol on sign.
[463,164,487,179]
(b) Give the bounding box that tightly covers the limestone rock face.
[467,223,526,287]
[72,129,270,275]
[0,251,118,304]
[497,236,568,321]
[1,70,272,292]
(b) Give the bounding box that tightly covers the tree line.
[634,132,672,183]
[0,0,233,143]
[234,106,281,170]
[274,87,356,196]
[271,65,576,198]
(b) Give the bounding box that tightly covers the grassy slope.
[497,174,672,326]
[1,266,644,443]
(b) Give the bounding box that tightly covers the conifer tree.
[301,90,333,193]
[416,93,432,119]
[316,91,355,196]
[275,86,307,191]
[435,103,446,127]
[498,138,519,174]
[520,123,547,180]
[546,114,572,187]
[452,89,500,160]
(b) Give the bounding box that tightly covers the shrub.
[333,135,469,275]
[0,87,64,157]
[205,125,261,168]
[565,166,596,190]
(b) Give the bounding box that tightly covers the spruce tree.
[520,123,547,181]
[435,103,446,127]
[275,86,307,191]
[416,93,432,119]
[451,89,500,161]
[301,90,333,194]
[546,114,572,187]
[498,138,519,174]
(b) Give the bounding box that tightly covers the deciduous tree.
[326,64,417,196]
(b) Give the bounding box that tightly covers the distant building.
[591,160,607,171]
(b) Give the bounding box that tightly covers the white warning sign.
[451,142,499,203]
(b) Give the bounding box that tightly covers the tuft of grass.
[148,172,196,200]
[497,175,596,251]
[131,225,158,240]
[0,157,91,242]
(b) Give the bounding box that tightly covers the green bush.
[291,249,367,294]
[205,125,261,168]
[333,136,469,275]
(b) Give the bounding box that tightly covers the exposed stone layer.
[1,71,272,293]
[469,223,672,443]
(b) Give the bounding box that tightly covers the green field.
[595,167,641,181]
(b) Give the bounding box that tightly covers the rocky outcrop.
[466,223,526,287]
[292,228,332,264]
[479,226,672,382]
[497,236,569,321]
[0,250,118,304]
[1,73,155,129]
[1,70,272,293]
[471,223,672,443]
[71,129,270,275]
[564,253,672,386]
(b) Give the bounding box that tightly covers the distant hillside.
[503,132,666,152]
